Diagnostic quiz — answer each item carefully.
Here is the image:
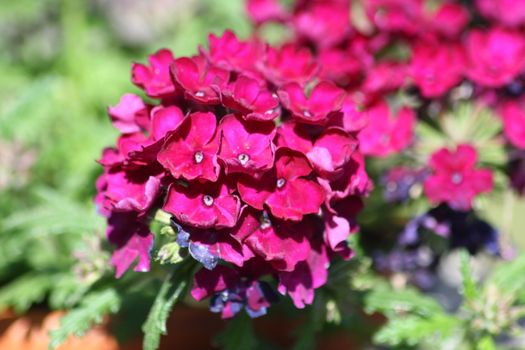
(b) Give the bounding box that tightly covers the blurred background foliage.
[0,0,248,310]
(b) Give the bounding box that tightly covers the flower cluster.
[96,0,525,319]
[96,30,370,316]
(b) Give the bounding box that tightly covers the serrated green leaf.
[48,273,91,309]
[0,272,56,313]
[487,253,525,300]
[213,312,259,350]
[364,287,443,317]
[460,251,479,302]
[142,265,190,350]
[49,288,121,349]
[374,314,460,347]
[416,122,447,157]
[477,335,496,350]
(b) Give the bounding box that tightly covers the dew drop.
[195,91,205,97]
[276,178,286,188]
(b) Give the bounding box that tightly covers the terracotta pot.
[0,307,377,349]
[126,306,368,350]
[0,309,118,350]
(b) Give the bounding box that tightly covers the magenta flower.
[277,240,329,308]
[221,75,281,121]
[318,151,371,200]
[361,61,408,98]
[217,114,276,175]
[275,121,313,154]
[132,49,176,98]
[328,96,369,132]
[157,111,220,182]
[323,196,363,259]
[116,132,161,167]
[116,133,149,160]
[465,28,525,87]
[107,212,154,278]
[171,55,230,104]
[424,144,494,211]
[191,265,240,301]
[237,148,325,221]
[358,101,415,157]
[101,168,160,213]
[163,181,241,228]
[204,30,265,75]
[97,147,124,170]
[260,44,318,86]
[306,128,358,179]
[410,41,465,98]
[246,0,288,25]
[192,265,276,319]
[476,0,525,27]
[498,99,525,149]
[318,48,363,87]
[149,105,185,142]
[293,3,350,49]
[278,81,346,125]
[188,228,254,268]
[108,93,150,134]
[365,0,424,35]
[245,217,311,272]
[427,3,469,39]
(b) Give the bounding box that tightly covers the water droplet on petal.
[195,91,205,98]
[276,178,286,188]
[303,110,312,118]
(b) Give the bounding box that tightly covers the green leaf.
[0,272,55,313]
[48,273,91,309]
[374,314,460,347]
[2,187,103,237]
[487,253,525,301]
[415,122,447,157]
[460,251,479,303]
[213,312,259,350]
[364,287,443,317]
[142,266,189,350]
[49,288,121,349]
[477,335,496,350]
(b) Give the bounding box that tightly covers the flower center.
[238,153,250,165]
[195,91,205,98]
[451,172,463,185]
[276,178,286,188]
[194,151,204,164]
[202,195,214,207]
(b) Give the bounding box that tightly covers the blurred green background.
[0,0,250,310]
